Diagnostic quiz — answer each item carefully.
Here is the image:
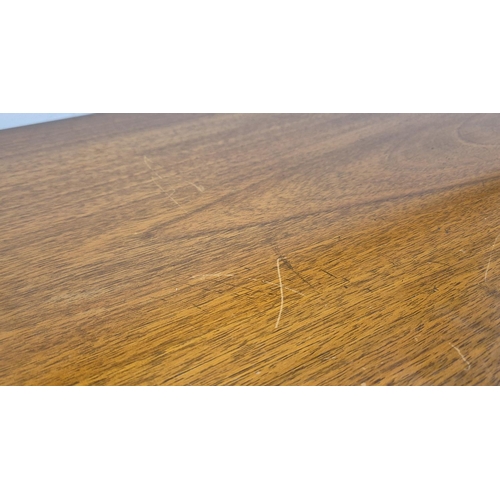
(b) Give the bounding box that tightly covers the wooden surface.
[1,113,500,385]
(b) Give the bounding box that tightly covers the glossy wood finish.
[1,114,500,385]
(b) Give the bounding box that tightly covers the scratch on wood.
[190,273,305,297]
[484,233,500,281]
[150,176,168,193]
[150,178,187,213]
[270,241,318,295]
[450,342,471,371]
[189,182,205,192]
[143,155,155,171]
[282,256,319,294]
[145,156,205,194]
[168,195,186,213]
[246,277,305,297]
[275,257,285,329]
[320,268,336,278]
[145,156,188,214]
[191,274,234,280]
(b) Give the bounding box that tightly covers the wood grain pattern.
[1,114,500,385]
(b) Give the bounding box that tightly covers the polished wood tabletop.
[1,114,500,385]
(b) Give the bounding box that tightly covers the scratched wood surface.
[1,114,500,385]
